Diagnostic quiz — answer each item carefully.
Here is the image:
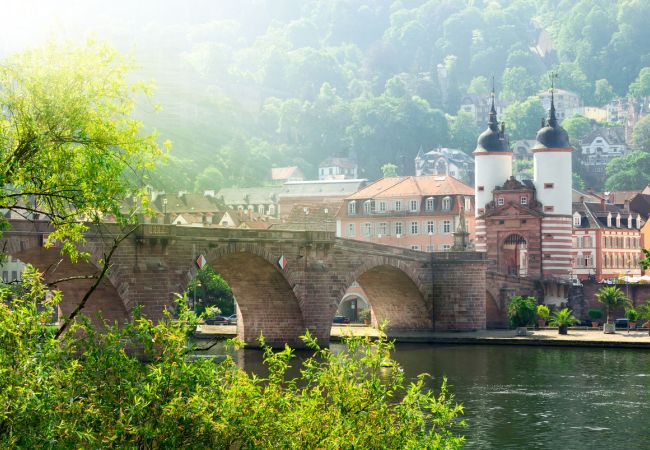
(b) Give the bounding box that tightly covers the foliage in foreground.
[0,268,464,449]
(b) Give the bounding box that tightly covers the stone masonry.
[2,220,487,347]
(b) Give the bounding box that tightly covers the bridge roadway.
[2,220,487,347]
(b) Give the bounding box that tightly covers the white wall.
[474,154,512,215]
[534,151,572,216]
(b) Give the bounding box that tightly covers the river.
[195,341,650,449]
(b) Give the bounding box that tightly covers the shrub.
[625,308,639,322]
[507,295,537,328]
[536,304,550,320]
[0,268,465,448]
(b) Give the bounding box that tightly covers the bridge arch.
[191,243,305,347]
[4,243,128,324]
[335,257,432,331]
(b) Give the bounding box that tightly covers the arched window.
[442,196,451,210]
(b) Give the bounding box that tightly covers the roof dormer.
[607,212,612,227]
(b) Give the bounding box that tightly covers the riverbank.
[197,324,650,349]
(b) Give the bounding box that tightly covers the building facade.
[539,88,580,122]
[336,175,475,252]
[318,157,358,180]
[414,147,474,185]
[572,200,643,281]
[579,127,627,179]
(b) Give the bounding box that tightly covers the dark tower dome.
[534,90,570,149]
[475,91,510,153]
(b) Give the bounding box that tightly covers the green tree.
[0,41,165,253]
[187,266,235,316]
[572,172,586,190]
[502,96,546,141]
[632,115,650,151]
[604,151,650,190]
[450,110,481,153]
[562,115,594,142]
[501,66,537,101]
[593,79,615,106]
[628,67,650,98]
[0,273,465,447]
[467,75,489,95]
[381,163,398,177]
[596,285,631,324]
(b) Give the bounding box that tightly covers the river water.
[195,341,650,449]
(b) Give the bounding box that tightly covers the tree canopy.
[0,41,166,254]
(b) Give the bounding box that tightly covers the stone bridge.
[2,220,487,347]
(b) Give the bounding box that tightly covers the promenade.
[196,324,650,349]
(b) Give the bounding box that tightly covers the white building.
[318,157,358,180]
[539,89,580,122]
[414,147,474,185]
[579,127,628,178]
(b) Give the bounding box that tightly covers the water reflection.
[193,340,650,449]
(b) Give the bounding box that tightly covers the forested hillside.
[122,0,650,191]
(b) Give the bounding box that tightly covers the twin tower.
[472,91,573,278]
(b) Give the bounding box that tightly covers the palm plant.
[548,308,579,334]
[595,286,631,324]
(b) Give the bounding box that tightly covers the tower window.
[544,206,555,212]
[478,186,485,192]
[544,183,554,189]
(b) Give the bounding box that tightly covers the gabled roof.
[280,179,367,197]
[271,166,303,181]
[216,186,281,205]
[346,175,473,200]
[630,193,650,219]
[319,157,357,169]
[605,189,642,206]
[580,127,625,146]
[270,202,340,232]
[574,201,637,229]
[151,192,220,214]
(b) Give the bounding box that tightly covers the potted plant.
[587,309,603,328]
[358,308,371,326]
[625,308,639,331]
[507,295,536,336]
[638,301,650,335]
[536,304,550,328]
[596,285,631,334]
[548,308,579,335]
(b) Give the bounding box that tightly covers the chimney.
[600,198,605,210]
[624,199,630,212]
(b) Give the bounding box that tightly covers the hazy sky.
[0,0,234,56]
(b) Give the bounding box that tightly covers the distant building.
[214,186,281,218]
[539,88,580,122]
[579,127,627,179]
[460,93,508,125]
[511,140,537,162]
[270,203,340,232]
[336,175,475,252]
[270,166,305,184]
[414,147,474,185]
[278,179,367,220]
[318,157,358,180]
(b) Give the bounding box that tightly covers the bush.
[536,304,550,320]
[548,308,579,327]
[625,308,639,322]
[0,268,465,448]
[507,295,537,328]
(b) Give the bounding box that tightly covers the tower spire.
[548,72,558,127]
[488,75,497,130]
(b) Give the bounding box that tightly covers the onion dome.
[475,92,510,153]
[534,91,570,149]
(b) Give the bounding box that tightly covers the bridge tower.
[533,88,573,278]
[473,88,511,252]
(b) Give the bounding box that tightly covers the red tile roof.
[346,175,473,200]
